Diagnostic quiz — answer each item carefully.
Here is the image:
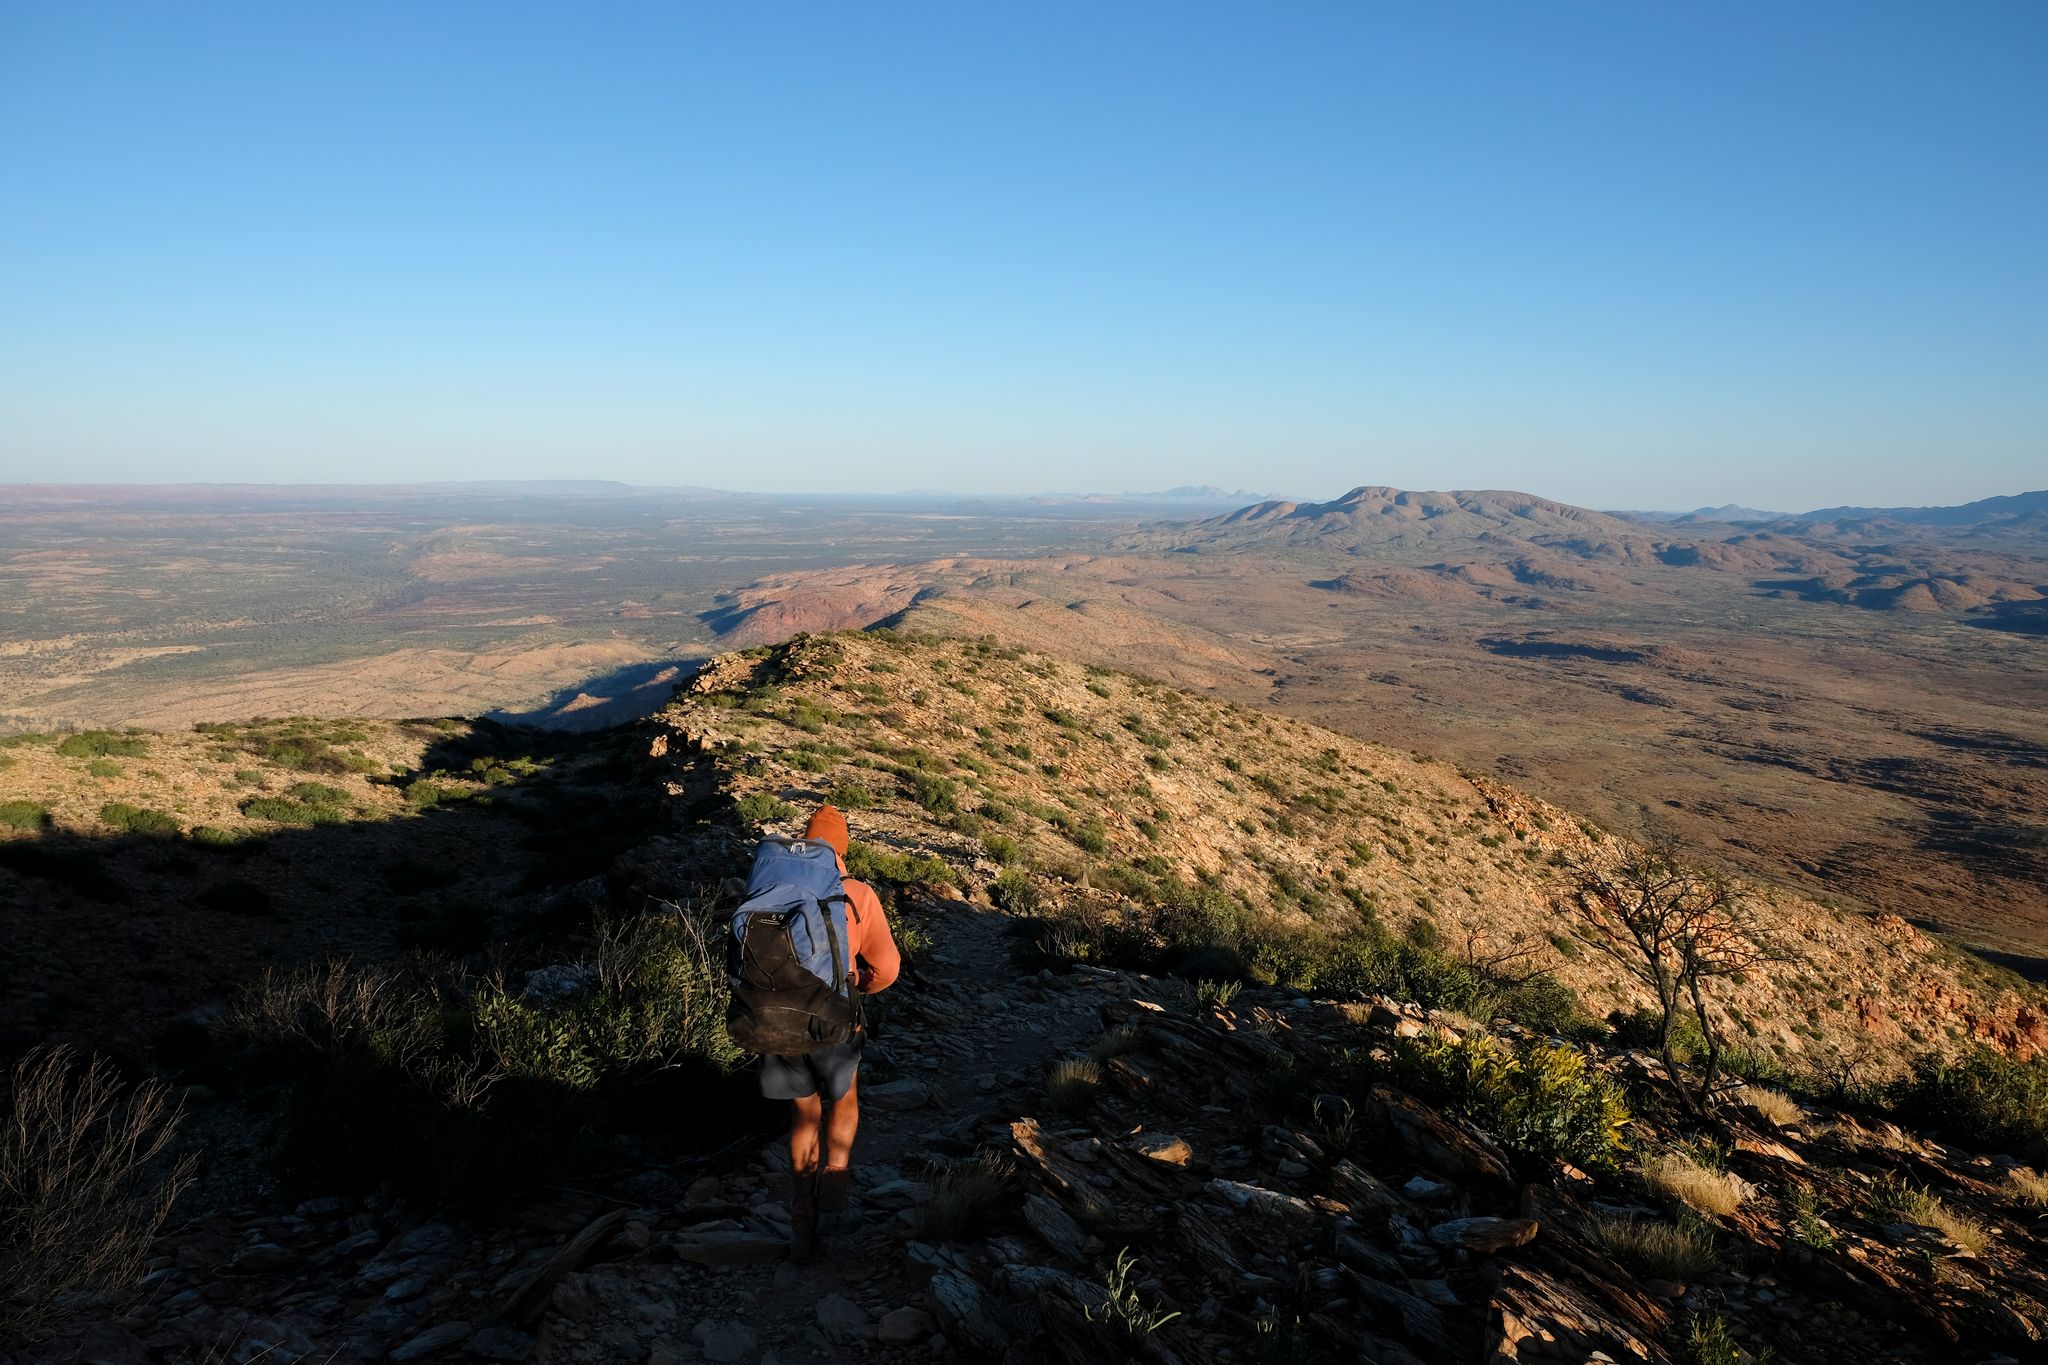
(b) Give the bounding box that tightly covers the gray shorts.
[759,1035,864,1101]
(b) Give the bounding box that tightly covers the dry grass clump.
[2,1047,196,1344]
[1091,1023,1148,1062]
[914,1150,1015,1242]
[1049,1057,1104,1114]
[1741,1085,1803,1129]
[2006,1167,2048,1206]
[1641,1148,1750,1218]
[1874,1178,1992,1257]
[1587,1215,1719,1280]
[224,957,437,1067]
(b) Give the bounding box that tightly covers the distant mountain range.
[1795,488,2048,531]
[1614,490,2048,534]
[1615,504,1789,524]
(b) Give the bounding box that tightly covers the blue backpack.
[726,837,861,1055]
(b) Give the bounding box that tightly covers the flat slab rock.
[1426,1216,1540,1253]
[1128,1131,1195,1165]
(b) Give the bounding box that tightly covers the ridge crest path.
[545,896,1117,1365]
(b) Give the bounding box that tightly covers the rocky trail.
[74,885,2048,1365]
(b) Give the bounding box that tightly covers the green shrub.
[188,825,248,851]
[845,841,954,888]
[1053,812,1107,854]
[735,792,799,824]
[98,803,181,837]
[242,795,349,826]
[982,832,1022,865]
[84,758,122,778]
[55,731,147,759]
[1383,1032,1631,1171]
[990,866,1042,915]
[1894,1046,2048,1157]
[474,913,741,1088]
[825,780,876,810]
[907,772,959,814]
[0,801,51,831]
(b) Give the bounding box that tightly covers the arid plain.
[4,481,2045,960]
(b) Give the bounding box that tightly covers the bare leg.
[823,1073,860,1171]
[789,1093,825,1176]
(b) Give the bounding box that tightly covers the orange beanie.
[804,804,850,858]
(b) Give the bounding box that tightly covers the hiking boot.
[817,1167,855,1233]
[789,1174,820,1264]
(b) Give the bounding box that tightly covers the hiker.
[726,804,899,1262]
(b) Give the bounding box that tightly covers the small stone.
[74,1323,151,1365]
[876,1307,933,1346]
[863,1078,934,1111]
[385,1221,461,1257]
[671,1228,789,1264]
[865,1179,933,1209]
[1644,1278,1687,1300]
[468,1325,536,1361]
[1402,1176,1454,1203]
[1275,1159,1310,1179]
[1129,1132,1194,1166]
[683,1175,724,1207]
[691,1319,759,1363]
[815,1292,873,1342]
[385,1273,431,1300]
[389,1322,471,1361]
[232,1242,297,1273]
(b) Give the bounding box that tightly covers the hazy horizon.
[3,2,2043,508]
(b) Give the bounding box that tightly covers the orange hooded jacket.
[804,805,900,994]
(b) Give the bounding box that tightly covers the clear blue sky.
[1,2,2042,509]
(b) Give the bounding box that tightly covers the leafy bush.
[1894,1046,2048,1157]
[990,865,1042,915]
[846,841,954,888]
[242,794,350,825]
[982,832,1022,865]
[907,772,959,814]
[0,1048,195,1346]
[0,801,50,831]
[1385,1032,1631,1171]
[1053,812,1108,854]
[237,913,742,1209]
[735,792,799,823]
[188,825,248,850]
[402,779,467,810]
[55,731,147,759]
[84,759,122,778]
[99,803,180,837]
[825,781,876,810]
[475,912,743,1090]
